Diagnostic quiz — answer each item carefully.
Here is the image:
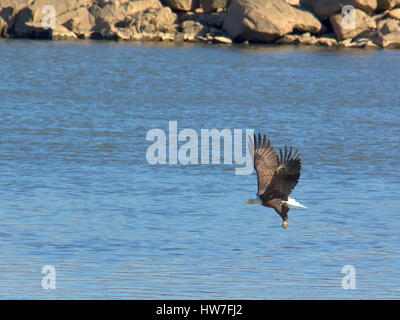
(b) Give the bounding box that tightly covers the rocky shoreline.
[1,0,400,48]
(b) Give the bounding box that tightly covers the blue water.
[0,39,399,299]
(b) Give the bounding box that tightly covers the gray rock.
[162,0,199,11]
[181,19,208,38]
[179,11,226,28]
[199,0,229,13]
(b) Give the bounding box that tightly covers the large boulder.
[300,0,378,20]
[223,0,324,43]
[161,0,199,11]
[330,8,376,40]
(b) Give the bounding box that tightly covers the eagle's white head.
[246,195,262,205]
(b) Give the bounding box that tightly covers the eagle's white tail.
[283,197,307,208]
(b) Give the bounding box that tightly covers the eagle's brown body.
[249,133,302,228]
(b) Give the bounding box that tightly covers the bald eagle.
[247,133,305,229]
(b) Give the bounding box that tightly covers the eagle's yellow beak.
[247,197,262,205]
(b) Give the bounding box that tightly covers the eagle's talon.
[282,221,288,229]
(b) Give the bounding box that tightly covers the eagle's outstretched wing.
[261,146,301,201]
[249,133,279,196]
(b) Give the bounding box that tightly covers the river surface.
[0,39,399,299]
